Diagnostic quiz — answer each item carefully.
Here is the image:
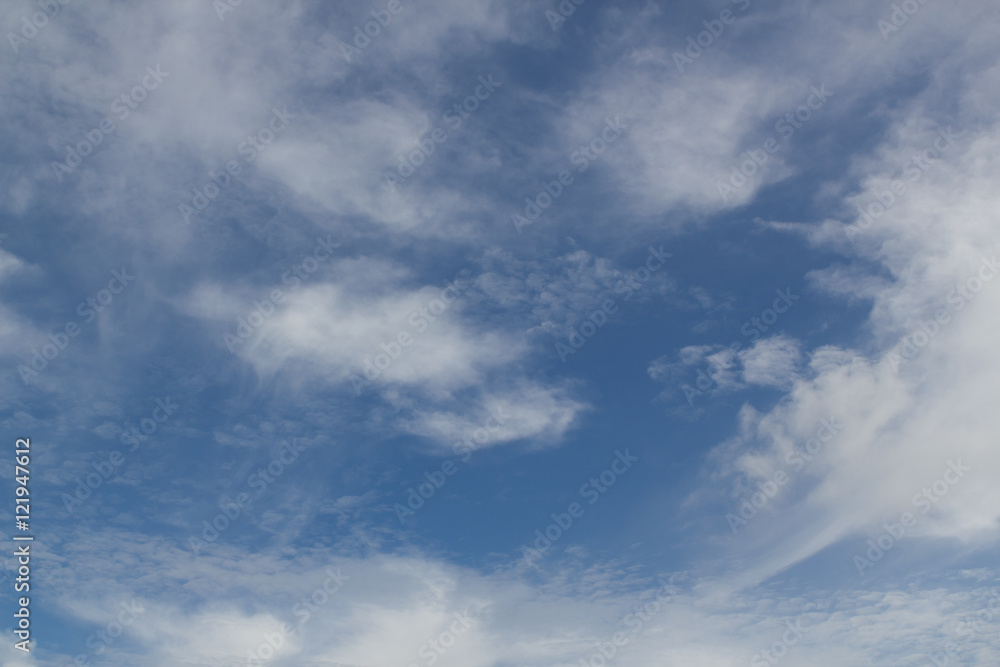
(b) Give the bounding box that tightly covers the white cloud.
[179,256,587,449]
[703,47,1000,585]
[403,382,586,452]
[30,527,1000,666]
[739,335,802,389]
[648,335,803,401]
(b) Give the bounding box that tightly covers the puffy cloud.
[739,335,802,389]
[702,49,1000,585]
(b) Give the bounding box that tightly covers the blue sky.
[2,0,1000,665]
